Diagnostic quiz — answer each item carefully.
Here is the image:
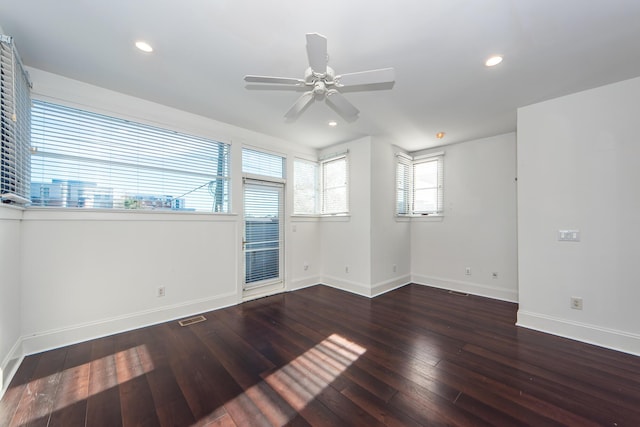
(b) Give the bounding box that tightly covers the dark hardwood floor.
[2,284,640,426]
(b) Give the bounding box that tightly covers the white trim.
[319,149,349,162]
[320,275,371,297]
[21,208,238,222]
[242,174,286,185]
[242,282,285,302]
[395,151,412,160]
[242,143,288,160]
[290,215,321,222]
[287,276,322,292]
[1,338,24,399]
[0,204,24,219]
[411,215,444,222]
[413,150,445,160]
[20,291,238,356]
[412,274,518,302]
[517,310,640,357]
[371,276,411,297]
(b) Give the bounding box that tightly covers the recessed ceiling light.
[135,41,153,53]
[436,132,446,139]
[485,55,503,67]
[328,120,338,127]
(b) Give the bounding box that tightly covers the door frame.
[242,176,285,300]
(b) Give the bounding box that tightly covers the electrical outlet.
[465,267,471,275]
[303,262,309,271]
[492,272,498,279]
[345,266,349,273]
[393,264,397,273]
[570,297,583,310]
[157,286,166,297]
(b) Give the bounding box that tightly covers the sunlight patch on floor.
[219,334,366,425]
[13,344,153,425]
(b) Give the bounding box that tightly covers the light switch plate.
[558,230,580,242]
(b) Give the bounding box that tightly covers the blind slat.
[1,36,31,203]
[30,100,230,212]
[244,181,283,285]
[293,158,318,214]
[321,155,349,214]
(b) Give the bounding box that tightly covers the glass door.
[243,179,284,297]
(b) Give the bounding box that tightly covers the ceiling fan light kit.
[244,33,395,122]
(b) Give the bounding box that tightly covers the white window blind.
[413,155,444,214]
[396,153,411,215]
[1,35,31,204]
[293,158,318,214]
[321,154,349,214]
[242,147,285,178]
[244,180,283,286]
[30,100,230,212]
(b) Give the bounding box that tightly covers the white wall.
[287,150,322,292]
[411,133,518,302]
[20,210,239,353]
[318,136,412,297]
[370,138,411,294]
[319,137,373,295]
[12,68,319,357]
[517,76,640,355]
[0,206,23,395]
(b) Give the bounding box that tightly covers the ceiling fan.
[244,33,395,121]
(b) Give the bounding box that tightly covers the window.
[30,100,230,212]
[396,152,444,216]
[396,153,411,215]
[293,158,318,215]
[291,153,349,216]
[321,154,349,215]
[242,147,285,179]
[1,35,31,204]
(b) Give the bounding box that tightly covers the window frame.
[320,153,349,216]
[292,157,319,215]
[291,152,350,217]
[396,151,444,217]
[29,99,232,213]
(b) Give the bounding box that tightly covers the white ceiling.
[2,0,640,151]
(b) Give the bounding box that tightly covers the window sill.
[396,214,444,222]
[290,215,321,222]
[22,207,238,222]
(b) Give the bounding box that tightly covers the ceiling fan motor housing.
[305,66,335,85]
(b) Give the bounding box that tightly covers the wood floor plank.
[3,283,640,426]
[7,347,68,427]
[47,342,92,427]
[85,335,122,427]
[0,353,40,427]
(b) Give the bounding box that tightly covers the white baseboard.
[412,274,518,302]
[319,275,411,298]
[20,291,238,357]
[371,275,411,297]
[517,310,640,357]
[288,276,322,292]
[319,275,372,297]
[1,338,25,399]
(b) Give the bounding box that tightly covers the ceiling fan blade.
[285,91,315,120]
[326,90,359,119]
[244,75,305,85]
[306,33,327,74]
[335,68,395,87]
